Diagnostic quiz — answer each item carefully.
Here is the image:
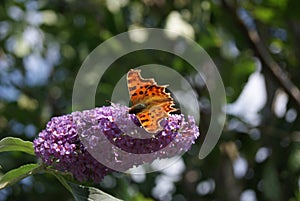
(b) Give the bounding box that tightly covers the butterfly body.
[129,103,146,114]
[127,69,177,133]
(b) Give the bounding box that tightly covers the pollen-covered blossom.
[34,104,199,182]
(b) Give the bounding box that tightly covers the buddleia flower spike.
[34,104,199,183]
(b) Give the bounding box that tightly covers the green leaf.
[288,146,300,172]
[0,137,35,155]
[287,0,300,19]
[52,173,73,194]
[253,7,275,23]
[52,171,123,201]
[0,163,42,189]
[267,0,287,8]
[68,182,123,201]
[132,193,154,201]
[262,161,282,201]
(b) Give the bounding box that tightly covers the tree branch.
[221,0,300,111]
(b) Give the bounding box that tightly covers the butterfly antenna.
[105,100,113,105]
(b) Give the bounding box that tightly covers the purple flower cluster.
[34,104,199,182]
[33,114,110,182]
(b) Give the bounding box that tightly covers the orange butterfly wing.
[127,69,177,133]
[127,69,156,105]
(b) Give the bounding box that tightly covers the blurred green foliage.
[0,0,300,200]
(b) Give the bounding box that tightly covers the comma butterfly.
[127,69,177,133]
